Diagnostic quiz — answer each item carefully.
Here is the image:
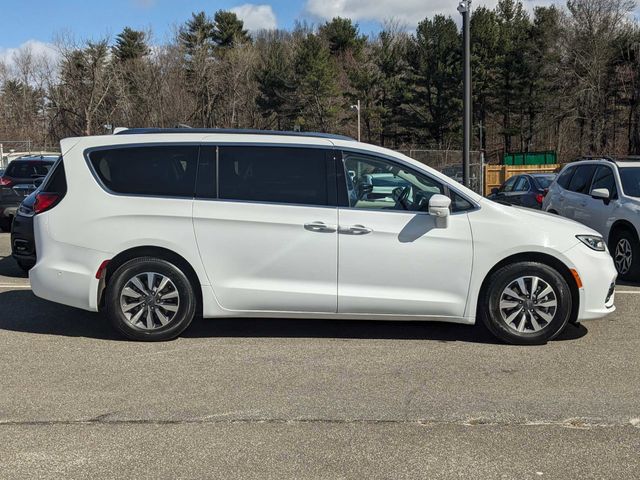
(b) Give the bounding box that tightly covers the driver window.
[343,155,444,211]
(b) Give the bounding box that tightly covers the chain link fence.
[396,149,484,195]
[0,140,60,168]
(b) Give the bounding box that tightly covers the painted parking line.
[616,290,640,294]
[0,284,31,289]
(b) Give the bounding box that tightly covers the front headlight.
[576,235,606,251]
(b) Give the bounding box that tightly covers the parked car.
[0,156,57,231]
[29,128,616,344]
[11,187,39,270]
[489,173,556,209]
[543,156,640,280]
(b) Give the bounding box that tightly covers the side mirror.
[491,187,500,196]
[590,188,610,200]
[428,194,451,228]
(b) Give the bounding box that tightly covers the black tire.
[105,257,197,341]
[0,220,11,232]
[609,228,640,282]
[480,261,573,345]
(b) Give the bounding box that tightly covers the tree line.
[0,0,638,163]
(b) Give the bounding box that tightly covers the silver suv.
[543,157,640,280]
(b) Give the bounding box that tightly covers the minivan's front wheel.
[480,262,572,345]
[105,257,197,341]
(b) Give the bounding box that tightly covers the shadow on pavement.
[0,254,28,279]
[0,289,588,344]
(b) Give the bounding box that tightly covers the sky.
[0,0,639,65]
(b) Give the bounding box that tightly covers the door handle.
[304,221,337,233]
[339,224,373,235]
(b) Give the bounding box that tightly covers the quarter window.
[88,145,198,197]
[501,176,518,193]
[514,177,530,192]
[218,146,331,206]
[567,165,597,194]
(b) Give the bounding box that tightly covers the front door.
[581,165,619,237]
[193,145,338,313]
[336,153,473,318]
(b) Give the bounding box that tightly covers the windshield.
[534,175,555,189]
[619,167,640,197]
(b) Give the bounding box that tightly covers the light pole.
[458,0,472,188]
[350,100,361,142]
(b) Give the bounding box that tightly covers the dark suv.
[0,156,57,231]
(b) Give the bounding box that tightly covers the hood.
[479,198,601,237]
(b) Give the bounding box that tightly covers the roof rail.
[573,155,640,163]
[114,128,356,141]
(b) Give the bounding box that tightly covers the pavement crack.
[0,417,638,429]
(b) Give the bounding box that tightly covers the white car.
[543,158,640,280]
[29,129,617,344]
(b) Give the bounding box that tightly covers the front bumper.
[563,243,617,321]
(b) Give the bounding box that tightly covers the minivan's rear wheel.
[105,257,196,341]
[610,229,640,281]
[480,262,572,345]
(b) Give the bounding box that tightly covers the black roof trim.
[573,155,640,163]
[114,128,355,141]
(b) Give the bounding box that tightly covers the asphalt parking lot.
[0,232,638,479]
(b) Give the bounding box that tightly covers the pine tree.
[255,38,296,129]
[407,15,462,147]
[319,17,365,55]
[212,10,250,48]
[293,34,338,131]
[113,27,150,61]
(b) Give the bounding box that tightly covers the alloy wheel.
[614,238,632,275]
[120,272,180,330]
[499,276,558,333]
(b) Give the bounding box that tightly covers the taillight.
[535,194,544,205]
[34,193,60,214]
[0,177,12,187]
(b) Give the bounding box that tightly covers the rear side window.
[42,158,67,193]
[218,146,331,206]
[556,166,575,189]
[567,165,597,194]
[88,145,198,197]
[6,161,53,178]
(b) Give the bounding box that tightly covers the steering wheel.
[392,186,412,210]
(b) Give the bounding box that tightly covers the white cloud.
[231,4,278,31]
[0,39,59,68]
[304,0,566,26]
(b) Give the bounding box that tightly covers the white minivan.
[30,129,617,344]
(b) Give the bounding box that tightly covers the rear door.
[193,144,339,313]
